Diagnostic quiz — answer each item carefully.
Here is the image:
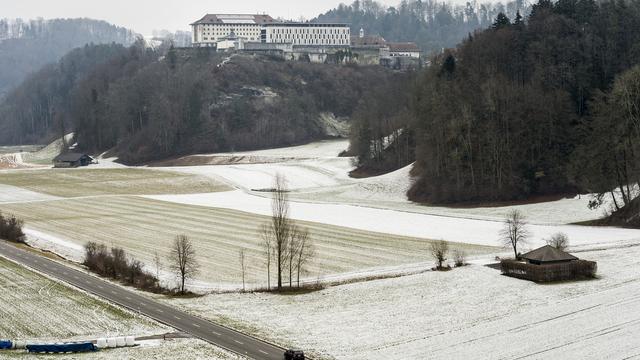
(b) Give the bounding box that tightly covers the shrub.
[430,240,449,270]
[453,250,467,267]
[0,211,26,243]
[83,242,166,293]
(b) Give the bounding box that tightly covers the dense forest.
[314,0,530,54]
[351,0,640,211]
[0,44,400,163]
[0,18,136,98]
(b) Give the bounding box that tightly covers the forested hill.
[0,44,404,163]
[0,18,137,98]
[314,0,530,55]
[350,0,640,209]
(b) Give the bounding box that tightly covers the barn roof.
[53,152,91,162]
[521,245,578,263]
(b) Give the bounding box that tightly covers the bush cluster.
[83,242,165,293]
[0,212,25,243]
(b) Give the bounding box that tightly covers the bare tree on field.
[430,240,449,269]
[260,223,274,290]
[546,232,569,251]
[292,226,315,287]
[270,173,291,290]
[169,234,199,294]
[153,251,162,281]
[453,249,467,267]
[239,248,247,292]
[500,210,529,259]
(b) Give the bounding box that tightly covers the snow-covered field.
[2,138,640,358]
[0,196,493,288]
[146,190,640,249]
[162,240,640,360]
[0,256,239,359]
[160,140,609,225]
[2,139,640,288]
[0,184,59,203]
[0,256,162,341]
[0,168,230,198]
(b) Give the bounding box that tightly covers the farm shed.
[53,153,93,168]
[501,245,597,282]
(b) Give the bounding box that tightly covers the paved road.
[0,241,285,360]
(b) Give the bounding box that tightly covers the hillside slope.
[0,44,403,163]
[0,18,136,98]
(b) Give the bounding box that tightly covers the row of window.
[272,33,348,40]
[202,37,258,41]
[269,38,349,46]
[269,28,349,35]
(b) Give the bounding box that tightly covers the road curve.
[0,241,285,360]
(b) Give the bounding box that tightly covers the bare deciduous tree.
[169,234,199,294]
[500,210,529,259]
[153,250,162,281]
[546,232,569,251]
[270,173,291,290]
[292,226,314,288]
[430,240,449,269]
[260,224,274,291]
[239,248,247,292]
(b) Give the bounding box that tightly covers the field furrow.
[0,196,495,286]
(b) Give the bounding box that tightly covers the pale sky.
[1,0,399,35]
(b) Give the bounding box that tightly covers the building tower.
[359,28,364,38]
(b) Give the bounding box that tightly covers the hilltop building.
[191,14,350,49]
[261,22,350,47]
[190,15,420,68]
[191,14,276,47]
[350,29,422,69]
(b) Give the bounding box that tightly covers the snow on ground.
[23,228,85,262]
[0,184,59,203]
[168,157,355,191]
[163,240,640,360]
[0,339,242,359]
[204,139,350,158]
[0,256,164,341]
[160,140,609,225]
[146,190,640,249]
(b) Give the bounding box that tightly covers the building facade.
[191,14,276,47]
[261,23,350,47]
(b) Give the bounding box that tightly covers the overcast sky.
[2,0,399,35]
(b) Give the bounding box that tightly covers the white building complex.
[191,14,350,48]
[261,23,350,46]
[191,14,277,46]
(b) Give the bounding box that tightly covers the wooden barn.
[501,245,597,282]
[53,153,94,168]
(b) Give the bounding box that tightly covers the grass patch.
[0,168,230,197]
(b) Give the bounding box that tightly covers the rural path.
[0,241,285,360]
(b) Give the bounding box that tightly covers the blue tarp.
[0,340,12,350]
[26,342,97,353]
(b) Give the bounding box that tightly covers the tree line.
[351,0,640,215]
[314,0,530,55]
[0,18,136,98]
